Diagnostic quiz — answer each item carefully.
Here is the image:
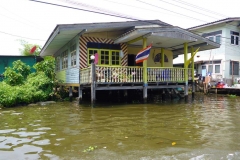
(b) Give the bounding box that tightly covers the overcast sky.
[0,0,239,55]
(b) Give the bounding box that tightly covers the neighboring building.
[0,55,43,81]
[40,20,219,102]
[186,17,240,85]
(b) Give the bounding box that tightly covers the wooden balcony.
[80,65,192,85]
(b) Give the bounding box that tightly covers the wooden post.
[78,85,82,104]
[162,89,165,101]
[232,60,234,86]
[161,48,164,67]
[184,42,188,101]
[91,63,96,104]
[191,46,195,99]
[143,38,148,103]
[124,90,128,103]
[69,86,73,102]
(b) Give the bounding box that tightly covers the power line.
[156,0,220,20]
[170,0,228,18]
[100,0,171,16]
[137,0,209,23]
[0,30,45,41]
[0,5,49,31]
[29,0,143,22]
[57,0,141,21]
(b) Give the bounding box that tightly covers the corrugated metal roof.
[188,17,240,30]
[40,20,171,56]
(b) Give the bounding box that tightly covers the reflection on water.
[1,93,240,159]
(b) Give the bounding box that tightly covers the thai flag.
[135,44,152,64]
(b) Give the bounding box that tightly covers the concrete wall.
[188,23,240,85]
[128,46,173,67]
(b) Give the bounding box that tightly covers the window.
[203,30,222,44]
[230,61,239,75]
[70,44,76,66]
[208,65,213,73]
[62,50,68,69]
[87,42,121,66]
[55,57,60,71]
[112,51,120,65]
[215,35,221,44]
[206,35,221,44]
[100,50,110,65]
[230,31,239,45]
[88,49,121,66]
[88,49,98,65]
[215,65,220,73]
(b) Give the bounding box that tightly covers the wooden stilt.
[162,89,165,101]
[143,85,148,103]
[91,63,96,104]
[69,86,73,102]
[192,82,195,99]
[124,90,128,103]
[191,46,195,99]
[184,42,188,102]
[78,86,82,104]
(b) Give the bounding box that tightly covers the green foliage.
[33,56,55,80]
[3,67,23,86]
[12,60,31,78]
[3,60,31,86]
[18,39,41,56]
[0,58,60,107]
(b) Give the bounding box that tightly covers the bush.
[0,58,59,107]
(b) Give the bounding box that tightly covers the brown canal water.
[0,94,240,160]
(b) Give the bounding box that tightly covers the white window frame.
[62,50,68,69]
[55,57,60,71]
[206,35,221,44]
[70,44,77,67]
[230,31,239,45]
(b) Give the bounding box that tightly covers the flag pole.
[143,38,148,103]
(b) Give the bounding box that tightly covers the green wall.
[0,56,43,81]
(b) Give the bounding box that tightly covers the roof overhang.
[188,17,240,30]
[40,20,170,56]
[114,27,220,58]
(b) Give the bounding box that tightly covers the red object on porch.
[30,46,37,54]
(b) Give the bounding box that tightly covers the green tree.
[4,60,31,86]
[18,39,41,56]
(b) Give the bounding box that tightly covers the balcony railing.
[96,66,143,83]
[147,67,192,82]
[80,66,193,84]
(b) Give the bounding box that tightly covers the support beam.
[184,42,188,101]
[191,47,195,99]
[143,38,148,103]
[161,48,164,67]
[91,63,96,104]
[69,86,73,102]
[78,85,83,104]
